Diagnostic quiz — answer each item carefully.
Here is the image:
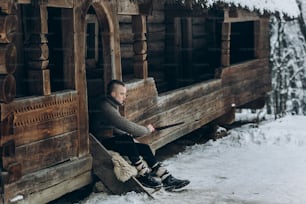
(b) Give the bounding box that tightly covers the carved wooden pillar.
[0,1,19,185]
[26,3,50,96]
[221,22,231,67]
[0,13,17,103]
[132,15,148,79]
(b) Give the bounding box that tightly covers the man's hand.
[146,124,155,133]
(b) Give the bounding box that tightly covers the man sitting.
[90,79,190,190]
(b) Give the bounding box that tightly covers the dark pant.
[101,134,157,167]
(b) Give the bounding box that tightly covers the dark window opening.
[86,23,96,59]
[159,17,221,92]
[119,15,134,82]
[230,21,255,64]
[48,8,65,92]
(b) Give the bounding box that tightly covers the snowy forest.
[267,0,306,117]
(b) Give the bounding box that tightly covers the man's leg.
[101,134,162,189]
[135,143,190,191]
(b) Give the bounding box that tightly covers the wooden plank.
[9,115,78,147]
[46,0,74,8]
[89,134,153,197]
[17,171,92,204]
[221,58,269,84]
[221,22,230,67]
[4,156,92,203]
[125,79,222,121]
[7,89,78,148]
[223,8,260,23]
[117,0,139,15]
[135,89,227,148]
[3,131,79,175]
[16,0,74,8]
[139,93,228,150]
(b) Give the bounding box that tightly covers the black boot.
[136,173,162,189]
[151,162,190,191]
[162,175,190,191]
[134,159,162,189]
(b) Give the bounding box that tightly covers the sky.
[81,114,306,204]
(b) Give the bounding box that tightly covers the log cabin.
[0,0,299,203]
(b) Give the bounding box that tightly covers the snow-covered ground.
[81,115,306,204]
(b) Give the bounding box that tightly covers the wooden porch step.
[89,134,153,198]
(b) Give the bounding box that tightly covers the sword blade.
[155,121,185,131]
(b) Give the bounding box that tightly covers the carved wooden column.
[221,22,231,67]
[0,13,17,103]
[26,3,50,95]
[0,1,19,185]
[132,15,148,79]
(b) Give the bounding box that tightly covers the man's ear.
[110,91,115,98]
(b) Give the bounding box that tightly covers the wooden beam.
[45,0,74,8]
[3,156,92,203]
[132,15,148,79]
[117,0,139,15]
[3,131,79,175]
[16,0,74,8]
[223,8,260,23]
[221,22,231,67]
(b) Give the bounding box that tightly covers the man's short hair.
[107,80,125,95]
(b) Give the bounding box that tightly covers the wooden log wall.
[221,58,271,108]
[0,91,79,182]
[124,60,271,150]
[124,78,230,150]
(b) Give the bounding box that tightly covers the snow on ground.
[81,115,306,204]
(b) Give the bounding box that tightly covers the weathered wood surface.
[123,78,230,150]
[0,14,17,43]
[16,0,74,8]
[117,0,139,15]
[0,43,17,74]
[0,74,15,103]
[124,59,271,150]
[3,155,92,204]
[221,58,271,107]
[0,91,80,183]
[11,131,78,175]
[90,134,153,197]
[223,8,260,23]
[0,1,16,14]
[1,91,79,146]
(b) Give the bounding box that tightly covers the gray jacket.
[91,96,150,138]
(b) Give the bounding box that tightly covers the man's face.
[111,84,127,105]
